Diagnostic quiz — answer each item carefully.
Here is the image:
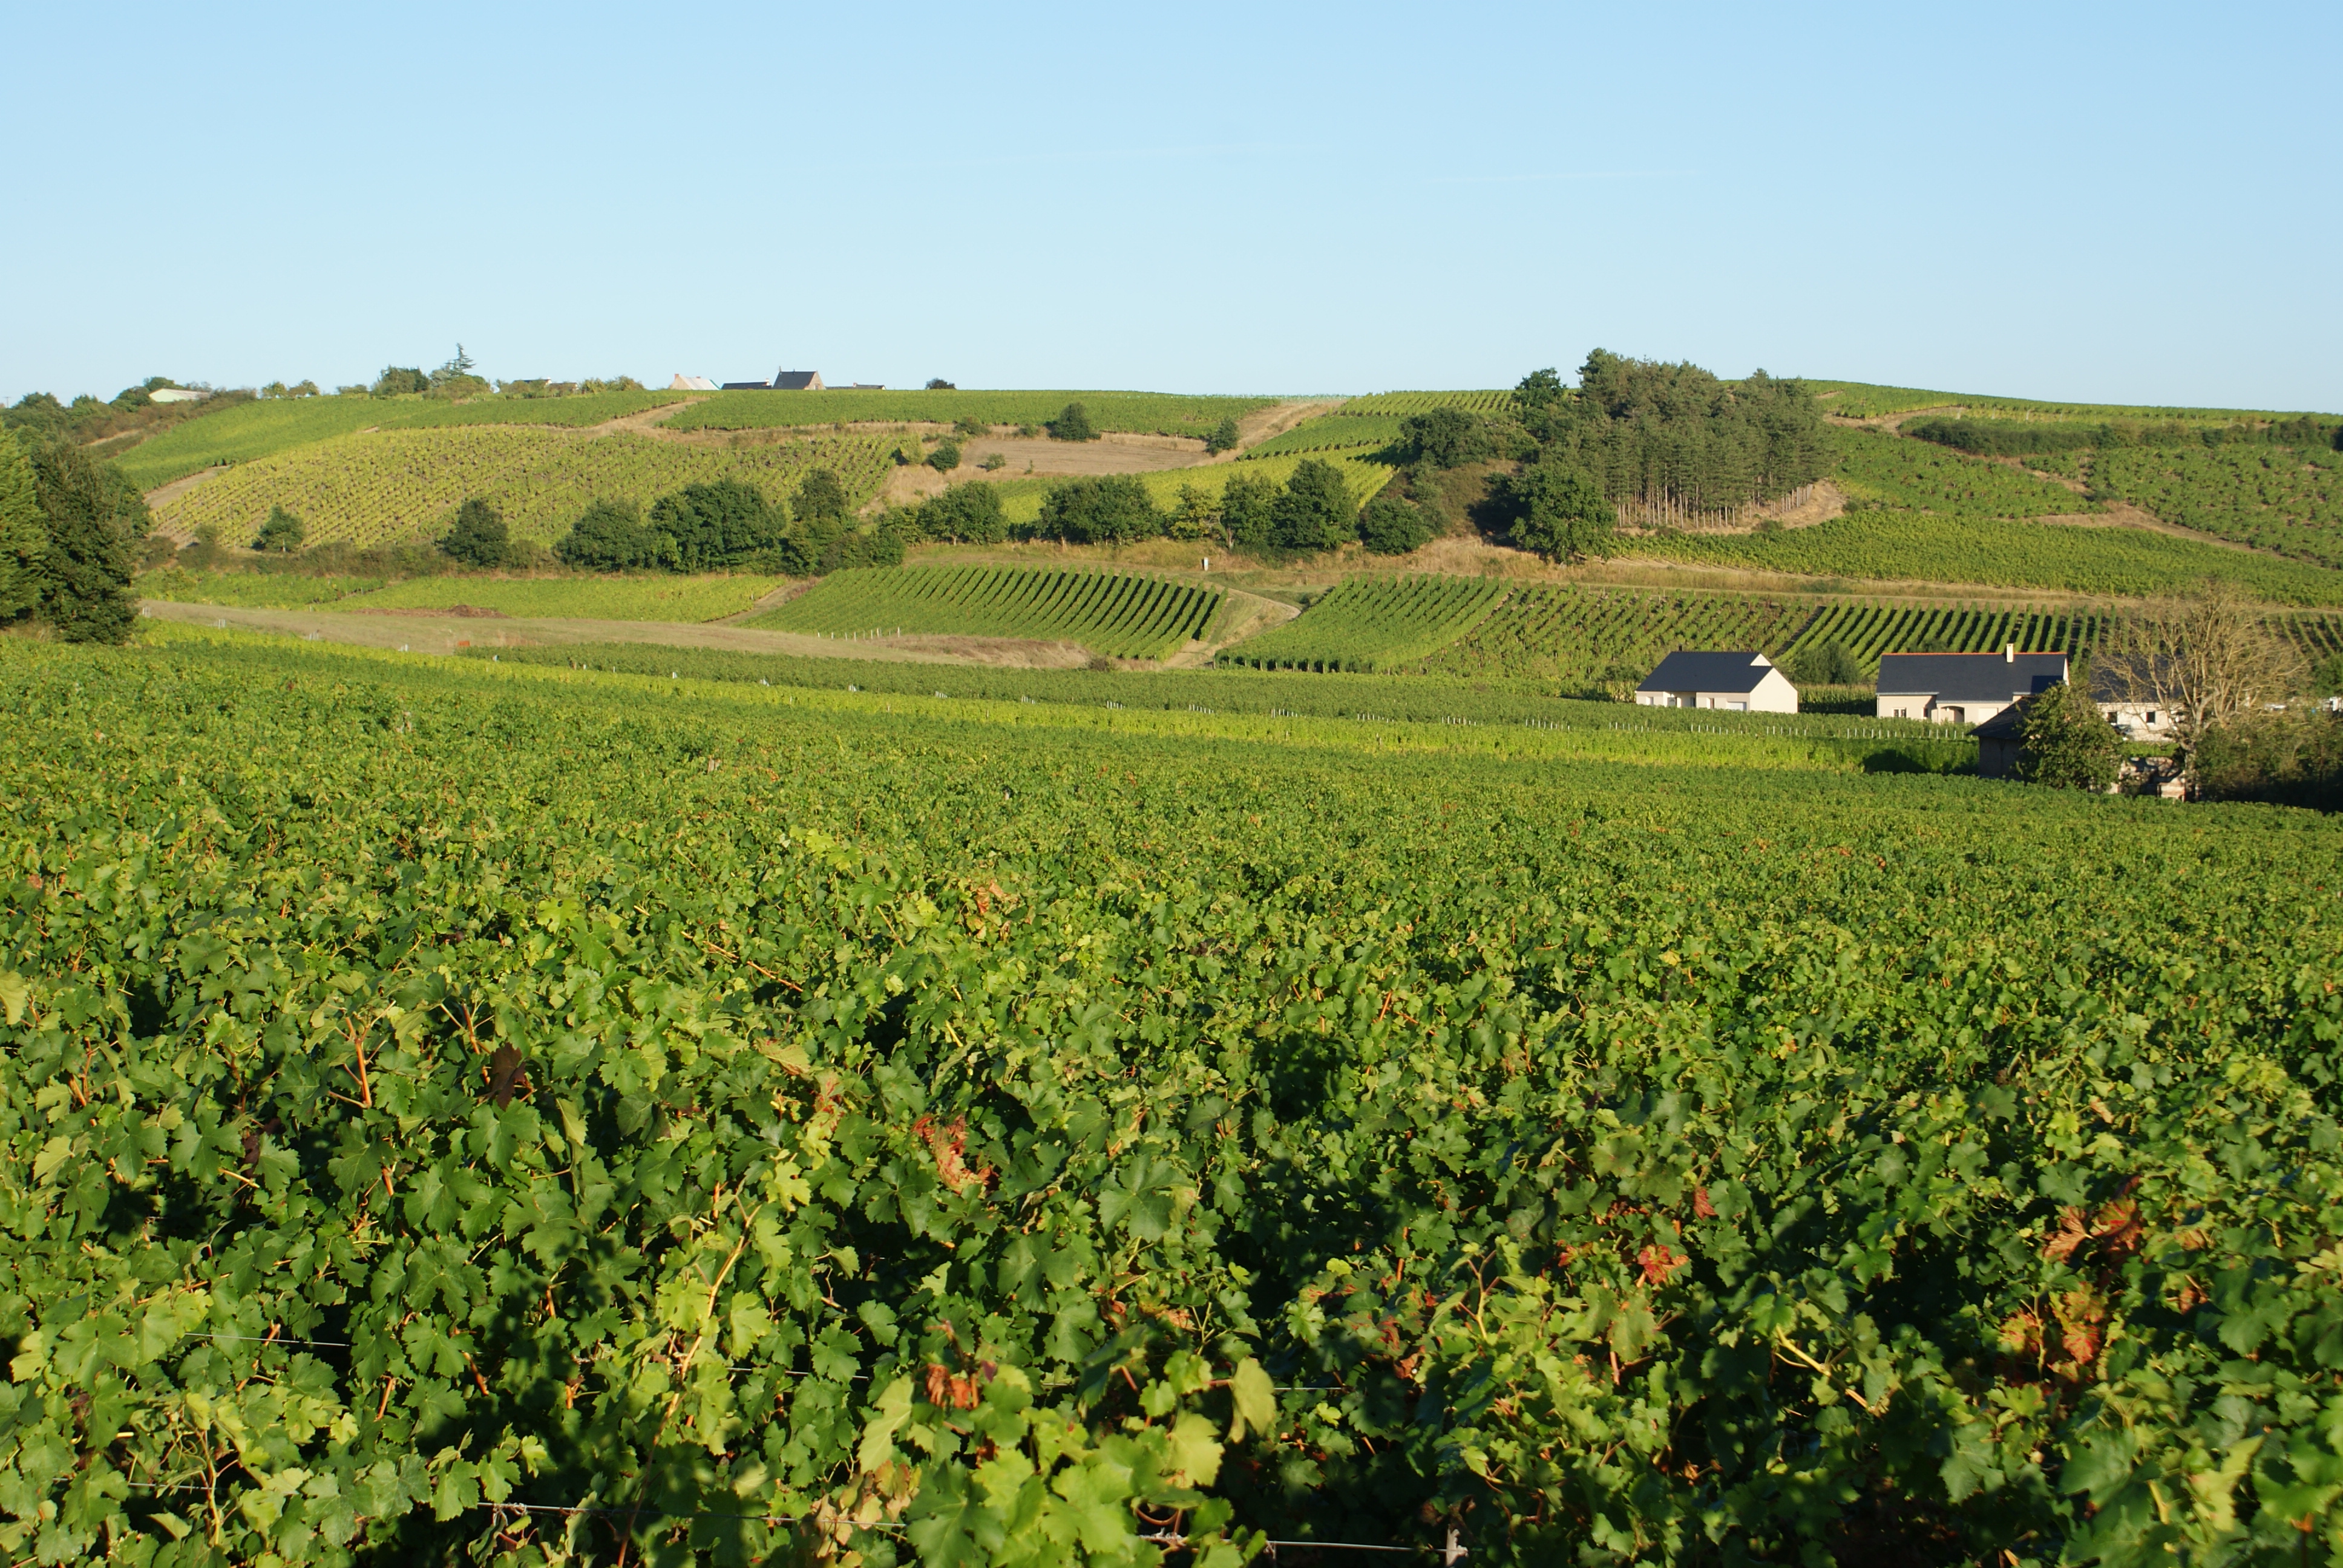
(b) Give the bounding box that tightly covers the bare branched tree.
[2101,578,2304,771]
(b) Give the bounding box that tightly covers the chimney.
[2004,643,2015,663]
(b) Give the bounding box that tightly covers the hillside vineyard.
[8,631,2343,1566]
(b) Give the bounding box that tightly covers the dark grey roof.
[2088,654,2175,702]
[772,370,822,390]
[1876,651,2067,699]
[720,380,770,390]
[1637,650,1776,693]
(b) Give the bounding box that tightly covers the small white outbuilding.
[1634,651,1800,713]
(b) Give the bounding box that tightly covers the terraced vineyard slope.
[1225,575,1506,671]
[744,565,1222,659]
[154,428,892,548]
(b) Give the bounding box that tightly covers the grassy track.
[742,565,1222,660]
[9,627,2340,1563]
[338,573,788,622]
[663,388,1275,439]
[154,428,892,548]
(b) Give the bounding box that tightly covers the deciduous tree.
[0,430,45,622]
[1507,460,1611,560]
[439,497,513,568]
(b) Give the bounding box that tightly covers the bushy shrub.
[1204,416,1241,455]
[1037,475,1159,544]
[650,480,785,572]
[1270,460,1357,551]
[555,499,675,572]
[1357,495,1434,556]
[1398,407,1496,469]
[28,440,140,642]
[1048,402,1098,442]
[2014,680,2123,791]
[1506,460,1611,560]
[1220,472,1278,549]
[918,483,1008,544]
[252,506,304,554]
[1784,640,1864,687]
[439,498,513,568]
[928,440,962,473]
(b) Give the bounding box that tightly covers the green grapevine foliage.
[744,567,1222,661]
[4,632,2343,1566]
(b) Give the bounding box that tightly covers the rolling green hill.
[114,390,696,489]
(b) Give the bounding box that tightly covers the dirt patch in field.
[342,604,508,618]
[580,398,708,437]
[956,434,1216,477]
[142,599,1095,666]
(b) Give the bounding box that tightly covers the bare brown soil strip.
[143,599,1092,667]
[341,604,508,618]
[957,434,1216,477]
[1228,399,1343,456]
[143,467,229,525]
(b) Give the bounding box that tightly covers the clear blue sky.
[7,2,2338,411]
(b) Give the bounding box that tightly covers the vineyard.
[1829,428,2095,518]
[1417,586,1818,685]
[745,565,1224,660]
[1803,379,2307,425]
[8,629,2342,1566]
[1237,394,1518,462]
[1238,412,1409,460]
[465,639,1958,744]
[341,573,788,623]
[2091,442,2343,566]
[1222,576,1504,671]
[1336,390,1517,416]
[154,428,894,549]
[114,392,696,490]
[1618,505,2343,603]
[136,567,392,609]
[663,389,1276,440]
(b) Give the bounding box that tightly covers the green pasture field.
[1223,575,1505,671]
[985,451,1392,528]
[10,626,2343,1565]
[134,566,390,609]
[154,428,893,550]
[113,391,698,491]
[339,573,788,622]
[742,565,1222,661]
[663,388,1277,439]
[112,397,398,490]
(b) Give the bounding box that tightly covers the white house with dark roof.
[1634,651,1800,713]
[1875,647,2068,725]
